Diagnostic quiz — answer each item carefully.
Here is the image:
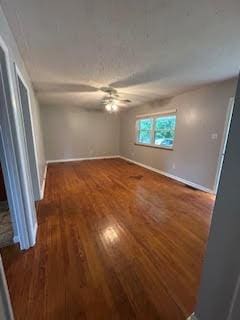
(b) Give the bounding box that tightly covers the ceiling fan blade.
[118,99,131,103]
[118,91,150,99]
[100,87,118,95]
[110,66,165,89]
[35,82,99,93]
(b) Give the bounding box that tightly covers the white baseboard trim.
[31,222,38,247]
[46,155,120,164]
[120,156,215,194]
[40,163,48,200]
[187,313,198,320]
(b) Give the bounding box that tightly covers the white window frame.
[135,117,154,145]
[135,109,177,150]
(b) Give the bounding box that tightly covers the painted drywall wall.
[0,6,45,199]
[195,76,240,320]
[41,105,120,161]
[120,78,237,191]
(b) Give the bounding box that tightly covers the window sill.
[134,143,174,150]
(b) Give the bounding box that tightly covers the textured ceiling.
[1,0,240,110]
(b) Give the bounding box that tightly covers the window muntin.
[136,113,176,149]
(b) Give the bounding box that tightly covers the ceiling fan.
[35,68,164,112]
[100,87,131,112]
[35,82,132,112]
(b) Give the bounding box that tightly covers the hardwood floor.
[0,159,215,319]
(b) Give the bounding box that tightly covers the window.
[154,115,176,148]
[136,111,177,149]
[137,118,153,144]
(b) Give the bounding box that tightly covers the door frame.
[214,97,234,193]
[14,64,41,200]
[0,35,37,249]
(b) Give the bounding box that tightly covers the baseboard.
[187,313,198,320]
[46,155,120,164]
[40,164,48,200]
[30,222,38,247]
[120,156,215,194]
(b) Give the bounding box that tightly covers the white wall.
[120,78,237,192]
[41,105,120,161]
[0,6,46,197]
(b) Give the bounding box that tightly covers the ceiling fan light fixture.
[112,104,118,112]
[105,101,119,113]
[105,103,112,112]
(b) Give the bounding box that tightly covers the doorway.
[0,37,37,249]
[0,162,13,248]
[15,66,41,200]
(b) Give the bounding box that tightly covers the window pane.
[155,115,176,131]
[138,130,151,144]
[154,132,174,147]
[154,115,176,148]
[138,118,153,130]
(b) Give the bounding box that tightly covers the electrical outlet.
[211,133,218,140]
[172,163,176,169]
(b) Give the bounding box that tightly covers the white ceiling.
[1,0,240,110]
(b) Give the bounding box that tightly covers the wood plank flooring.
[0,159,215,320]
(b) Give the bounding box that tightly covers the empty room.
[0,1,240,320]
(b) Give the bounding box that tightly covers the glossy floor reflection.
[1,158,215,320]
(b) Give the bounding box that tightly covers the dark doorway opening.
[0,163,13,248]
